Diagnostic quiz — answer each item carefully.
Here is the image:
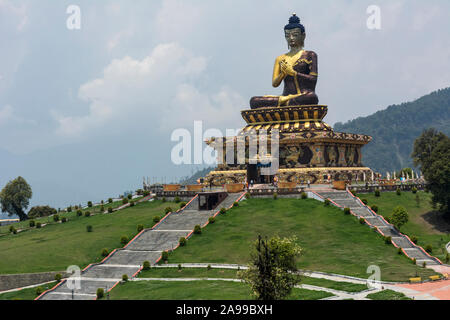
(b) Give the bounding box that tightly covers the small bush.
[55,273,62,282]
[122,198,129,205]
[122,274,128,282]
[137,224,144,232]
[53,214,60,222]
[301,192,308,199]
[194,225,202,234]
[384,236,392,245]
[36,286,43,296]
[412,258,416,265]
[344,207,351,215]
[161,251,169,262]
[96,288,104,299]
[324,199,331,206]
[29,220,35,228]
[162,197,166,203]
[61,217,67,223]
[374,189,381,197]
[411,187,417,194]
[130,201,135,207]
[179,237,186,246]
[233,201,239,207]
[153,216,161,223]
[220,207,227,215]
[101,248,109,257]
[273,192,278,200]
[11,227,17,234]
[108,198,113,204]
[422,261,427,268]
[359,218,365,224]
[127,194,132,200]
[207,264,212,271]
[361,199,368,205]
[108,207,113,213]
[143,190,150,197]
[398,248,403,255]
[143,261,151,270]
[396,188,401,196]
[371,205,378,213]
[165,207,173,214]
[174,196,181,203]
[245,193,251,199]
[425,244,433,253]
[100,205,105,212]
[411,236,418,244]
[67,206,72,213]
[120,236,129,245]
[179,202,187,209]
[84,211,91,217]
[76,210,82,217]
[208,216,216,224]
[36,222,42,229]
[87,201,93,208]
[178,264,182,271]
[86,225,93,232]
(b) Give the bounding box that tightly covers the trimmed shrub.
[10,227,17,234]
[61,217,67,223]
[412,258,416,265]
[208,216,216,224]
[96,288,104,299]
[422,261,427,268]
[100,205,105,212]
[273,192,278,200]
[396,188,401,196]
[101,248,109,257]
[374,189,381,197]
[87,201,93,208]
[207,264,212,271]
[344,207,351,215]
[398,248,403,255]
[101,200,104,205]
[122,198,129,205]
[161,251,169,262]
[53,214,60,222]
[137,224,144,232]
[67,206,72,213]
[29,220,35,228]
[84,211,91,217]
[36,222,42,229]
[143,190,150,197]
[28,205,57,218]
[174,196,181,203]
[9,225,14,232]
[179,202,187,209]
[233,201,239,207]
[179,237,186,246]
[153,216,161,223]
[143,261,151,270]
[384,236,392,245]
[130,201,135,207]
[120,236,129,245]
[411,236,418,244]
[76,210,82,217]
[165,207,173,214]
[371,205,378,213]
[411,187,418,194]
[301,192,308,199]
[178,264,182,271]
[36,286,43,296]
[245,193,251,199]
[361,199,368,205]
[122,274,128,282]
[55,273,62,282]
[425,244,433,253]
[359,218,365,224]
[194,225,202,234]
[161,197,166,203]
[324,199,331,206]
[127,194,132,200]
[220,208,227,215]
[108,198,113,204]
[86,225,93,232]
[108,207,113,213]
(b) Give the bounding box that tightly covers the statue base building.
[205,105,373,186]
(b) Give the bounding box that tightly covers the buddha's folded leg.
[289,92,319,106]
[250,96,279,109]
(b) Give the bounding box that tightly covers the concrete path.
[37,192,245,300]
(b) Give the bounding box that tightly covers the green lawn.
[139,267,369,293]
[0,200,174,274]
[107,280,334,300]
[366,289,412,300]
[0,281,58,300]
[357,191,450,262]
[165,198,436,281]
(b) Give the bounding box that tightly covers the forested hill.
[334,87,450,174]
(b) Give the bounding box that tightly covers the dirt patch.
[422,211,450,233]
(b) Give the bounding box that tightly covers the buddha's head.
[284,13,305,49]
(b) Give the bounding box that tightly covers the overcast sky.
[0,0,449,210]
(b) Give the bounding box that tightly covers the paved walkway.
[36,192,245,300]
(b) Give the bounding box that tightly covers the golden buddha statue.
[250,14,319,109]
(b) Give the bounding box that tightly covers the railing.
[347,182,426,193]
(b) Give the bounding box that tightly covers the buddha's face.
[285,28,305,49]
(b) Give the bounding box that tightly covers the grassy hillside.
[334,88,450,173]
[0,200,174,274]
[166,198,436,281]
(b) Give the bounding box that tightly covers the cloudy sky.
[0,0,449,210]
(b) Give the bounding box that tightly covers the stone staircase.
[315,190,440,267]
[38,192,245,300]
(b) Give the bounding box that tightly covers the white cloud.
[0,0,28,31]
[0,105,35,126]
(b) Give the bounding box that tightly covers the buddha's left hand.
[280,60,296,76]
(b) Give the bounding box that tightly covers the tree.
[239,235,302,300]
[390,206,409,230]
[412,128,447,173]
[0,177,32,221]
[28,206,57,219]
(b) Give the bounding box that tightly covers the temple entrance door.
[247,164,258,184]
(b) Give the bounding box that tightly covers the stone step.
[81,265,140,279]
[49,278,118,295]
[104,250,162,266]
[415,259,439,266]
[40,292,97,300]
[364,217,387,227]
[155,211,214,231]
[391,237,415,249]
[403,248,433,260]
[350,208,375,218]
[377,226,401,237]
[124,230,190,251]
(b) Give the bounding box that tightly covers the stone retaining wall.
[0,271,69,292]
